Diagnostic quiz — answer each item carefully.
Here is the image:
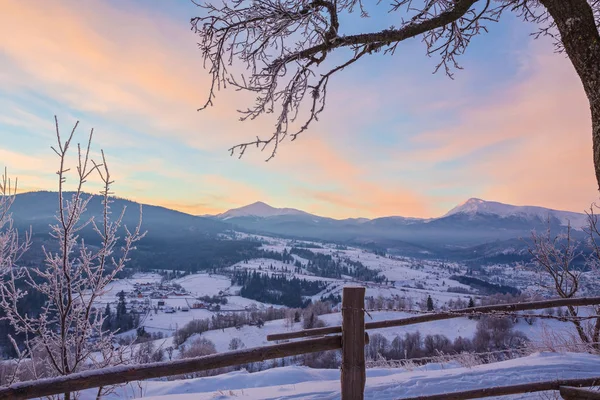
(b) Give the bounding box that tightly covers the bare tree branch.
[527,215,600,350]
[0,117,145,398]
[191,0,522,159]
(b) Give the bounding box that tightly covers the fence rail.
[266,296,600,341]
[0,335,342,400]
[560,386,600,399]
[0,290,598,400]
[397,376,600,400]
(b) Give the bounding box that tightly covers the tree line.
[290,248,384,282]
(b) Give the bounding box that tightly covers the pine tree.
[102,303,112,332]
[117,291,127,318]
[467,297,476,320]
[426,295,434,312]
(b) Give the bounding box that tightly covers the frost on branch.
[0,170,30,274]
[528,211,600,352]
[191,0,557,159]
[0,117,145,399]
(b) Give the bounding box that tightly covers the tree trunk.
[540,0,600,190]
[566,304,593,347]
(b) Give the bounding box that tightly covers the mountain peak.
[247,201,271,208]
[443,198,587,229]
[216,201,308,220]
[444,198,490,216]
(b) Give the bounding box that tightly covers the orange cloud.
[476,49,596,211]
[0,0,269,151]
[366,41,598,214]
[3,0,595,219]
[257,137,435,218]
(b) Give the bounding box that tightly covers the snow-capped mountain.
[212,199,587,259]
[216,201,309,220]
[217,198,586,228]
[444,198,587,230]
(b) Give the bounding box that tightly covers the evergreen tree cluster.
[238,248,295,265]
[451,275,520,296]
[130,237,263,273]
[101,291,139,333]
[319,293,342,305]
[231,270,326,308]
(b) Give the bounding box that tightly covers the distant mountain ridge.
[11,191,588,264]
[9,191,263,271]
[211,198,588,259]
[215,197,586,229]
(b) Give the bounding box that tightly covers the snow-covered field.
[173,274,232,297]
[229,236,478,305]
[78,352,600,399]
[108,234,593,350]
[78,235,600,400]
[98,273,163,305]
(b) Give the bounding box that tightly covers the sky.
[0,0,597,219]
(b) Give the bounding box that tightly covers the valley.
[3,192,600,399]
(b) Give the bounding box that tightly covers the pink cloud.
[2,0,596,218]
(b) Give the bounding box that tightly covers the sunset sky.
[1,0,597,219]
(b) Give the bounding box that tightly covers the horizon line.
[13,189,587,221]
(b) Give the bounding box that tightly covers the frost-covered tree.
[528,213,600,351]
[0,170,30,274]
[0,118,145,399]
[228,337,245,351]
[191,0,600,191]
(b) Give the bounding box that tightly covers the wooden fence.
[0,288,599,400]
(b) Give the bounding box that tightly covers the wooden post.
[341,286,366,400]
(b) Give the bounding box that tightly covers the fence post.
[341,286,366,400]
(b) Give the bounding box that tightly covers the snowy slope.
[78,352,600,399]
[216,202,308,220]
[445,198,587,229]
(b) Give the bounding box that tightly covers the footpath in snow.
[84,352,600,399]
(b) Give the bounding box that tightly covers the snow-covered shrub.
[180,337,217,359]
[424,334,452,356]
[302,312,325,329]
[301,350,339,369]
[174,319,211,347]
[366,333,389,361]
[532,324,599,354]
[473,316,528,352]
[228,338,245,351]
[173,337,233,379]
[135,341,163,364]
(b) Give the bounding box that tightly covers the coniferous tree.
[102,304,112,332]
[468,297,476,320]
[426,295,434,312]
